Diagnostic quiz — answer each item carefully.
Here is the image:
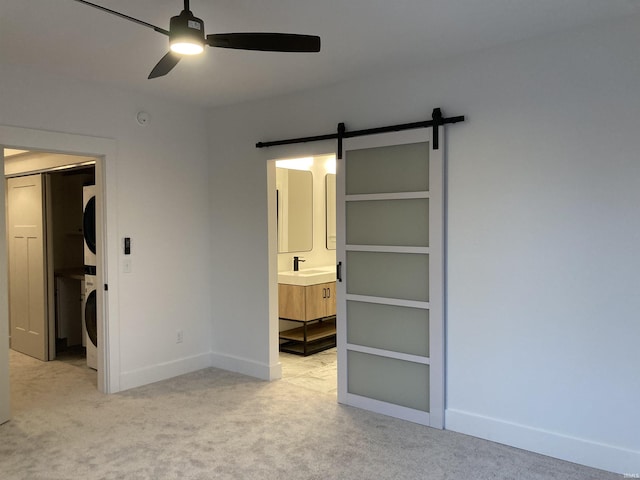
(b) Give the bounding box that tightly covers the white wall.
[206,14,640,473]
[0,64,212,391]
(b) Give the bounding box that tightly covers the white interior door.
[7,174,48,361]
[336,128,444,427]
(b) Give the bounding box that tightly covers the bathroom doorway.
[268,152,338,395]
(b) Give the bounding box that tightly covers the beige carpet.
[1,349,617,480]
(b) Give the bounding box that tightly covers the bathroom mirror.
[326,173,336,250]
[276,168,313,253]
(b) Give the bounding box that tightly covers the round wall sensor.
[136,111,150,126]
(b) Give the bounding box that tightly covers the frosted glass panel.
[346,142,429,195]
[347,301,429,357]
[347,252,429,301]
[346,199,428,247]
[348,351,429,412]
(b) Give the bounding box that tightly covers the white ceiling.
[1,0,639,108]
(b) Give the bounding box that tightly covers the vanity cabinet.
[278,281,336,355]
[279,282,335,321]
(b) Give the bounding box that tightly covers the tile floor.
[278,347,337,396]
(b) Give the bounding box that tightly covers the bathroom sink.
[278,266,336,286]
[294,269,330,275]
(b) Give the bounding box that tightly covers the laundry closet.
[4,150,96,366]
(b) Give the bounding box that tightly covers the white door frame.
[0,125,120,396]
[0,150,8,424]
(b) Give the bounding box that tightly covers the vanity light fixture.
[324,156,336,174]
[276,157,314,171]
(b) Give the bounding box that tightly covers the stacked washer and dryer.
[82,185,98,370]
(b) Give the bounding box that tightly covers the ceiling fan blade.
[72,0,169,35]
[207,33,321,52]
[148,52,181,79]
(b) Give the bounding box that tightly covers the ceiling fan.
[73,0,321,79]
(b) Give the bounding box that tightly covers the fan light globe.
[170,41,204,55]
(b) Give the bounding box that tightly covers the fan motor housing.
[169,10,205,54]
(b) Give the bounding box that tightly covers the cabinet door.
[325,282,336,316]
[305,283,327,320]
[278,284,305,320]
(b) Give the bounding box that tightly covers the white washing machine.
[80,278,86,348]
[83,274,97,370]
[82,185,96,274]
[83,185,97,369]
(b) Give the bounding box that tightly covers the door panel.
[7,175,48,361]
[346,198,429,246]
[346,301,429,357]
[348,351,429,412]
[345,142,430,194]
[346,251,429,302]
[337,129,444,428]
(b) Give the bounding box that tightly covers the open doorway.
[1,126,119,427]
[270,153,338,395]
[4,149,97,379]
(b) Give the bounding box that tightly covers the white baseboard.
[446,409,640,474]
[118,351,282,392]
[119,352,211,391]
[209,351,278,381]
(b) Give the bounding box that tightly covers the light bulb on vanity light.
[324,156,336,174]
[276,157,314,171]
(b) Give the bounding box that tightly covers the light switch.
[123,258,132,273]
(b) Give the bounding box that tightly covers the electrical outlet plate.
[176,330,183,343]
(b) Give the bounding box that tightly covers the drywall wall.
[0,64,212,391]
[206,14,640,473]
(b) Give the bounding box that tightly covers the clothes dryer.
[83,274,97,370]
[82,185,96,274]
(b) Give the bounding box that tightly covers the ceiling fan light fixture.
[170,41,204,55]
[169,10,205,55]
[72,0,322,79]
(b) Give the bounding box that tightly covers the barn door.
[336,128,444,427]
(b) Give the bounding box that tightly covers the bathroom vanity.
[278,267,336,356]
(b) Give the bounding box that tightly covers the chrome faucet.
[293,256,305,271]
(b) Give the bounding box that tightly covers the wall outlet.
[176,329,183,344]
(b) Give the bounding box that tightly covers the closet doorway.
[5,152,96,365]
[0,124,119,417]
